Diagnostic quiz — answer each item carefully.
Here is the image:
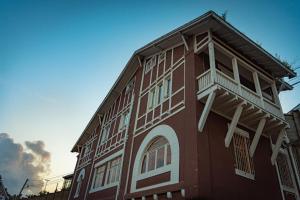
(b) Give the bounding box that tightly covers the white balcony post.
[208,41,216,83]
[208,30,216,83]
[272,81,285,118]
[271,82,281,106]
[253,71,264,108]
[232,57,241,94]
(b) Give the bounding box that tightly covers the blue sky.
[0,0,299,185]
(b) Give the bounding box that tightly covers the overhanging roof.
[71,10,296,152]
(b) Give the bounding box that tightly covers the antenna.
[18,178,29,198]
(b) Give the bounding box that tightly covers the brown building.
[68,11,298,200]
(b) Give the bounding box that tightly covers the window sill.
[89,182,119,193]
[235,169,255,180]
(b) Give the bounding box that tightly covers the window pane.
[166,144,171,165]
[148,151,156,171]
[166,79,171,97]
[157,84,163,104]
[124,112,129,126]
[107,157,121,185]
[93,166,105,188]
[157,146,165,168]
[141,155,147,173]
[148,137,168,151]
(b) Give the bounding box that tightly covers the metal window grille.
[277,152,294,188]
[233,134,255,176]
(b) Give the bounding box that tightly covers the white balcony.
[197,69,284,121]
[195,31,288,164]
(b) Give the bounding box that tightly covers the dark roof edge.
[209,12,296,78]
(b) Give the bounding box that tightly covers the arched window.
[74,169,85,198]
[141,137,171,174]
[131,124,179,192]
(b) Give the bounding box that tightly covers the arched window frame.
[74,168,85,198]
[131,124,179,192]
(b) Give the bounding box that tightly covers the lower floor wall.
[69,110,294,200]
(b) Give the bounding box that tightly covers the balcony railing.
[197,69,284,119]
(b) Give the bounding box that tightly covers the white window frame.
[141,139,171,174]
[83,143,92,157]
[91,165,106,190]
[89,150,123,193]
[158,52,165,64]
[274,147,300,200]
[232,127,255,180]
[100,125,110,144]
[106,157,122,185]
[147,88,155,109]
[144,56,156,74]
[119,110,130,131]
[74,169,85,198]
[126,79,134,94]
[156,82,164,106]
[163,76,172,99]
[131,124,180,192]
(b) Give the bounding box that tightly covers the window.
[141,137,171,174]
[131,124,180,192]
[83,143,92,157]
[275,150,299,199]
[277,152,294,188]
[157,83,164,105]
[126,79,135,94]
[74,169,85,198]
[107,157,122,185]
[92,165,105,189]
[148,88,155,109]
[158,52,165,64]
[100,125,110,144]
[145,56,156,74]
[164,77,171,98]
[90,151,123,193]
[232,131,255,179]
[119,110,130,131]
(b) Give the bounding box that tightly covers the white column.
[253,71,264,108]
[208,41,216,83]
[232,57,241,94]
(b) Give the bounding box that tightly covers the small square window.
[232,130,255,179]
